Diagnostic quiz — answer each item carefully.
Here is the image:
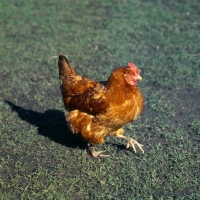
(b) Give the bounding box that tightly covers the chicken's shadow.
[5,100,87,149]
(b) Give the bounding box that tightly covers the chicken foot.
[117,135,144,153]
[88,144,110,160]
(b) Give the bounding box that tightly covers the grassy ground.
[0,0,200,199]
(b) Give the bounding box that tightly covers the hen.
[58,55,144,159]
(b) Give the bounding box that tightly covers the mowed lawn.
[0,0,200,199]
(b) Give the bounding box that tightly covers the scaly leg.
[117,135,144,153]
[88,144,109,160]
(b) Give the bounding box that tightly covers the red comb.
[127,62,139,74]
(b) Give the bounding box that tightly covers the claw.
[91,150,110,158]
[89,145,109,161]
[127,139,144,153]
[117,135,144,154]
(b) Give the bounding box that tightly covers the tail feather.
[58,55,75,82]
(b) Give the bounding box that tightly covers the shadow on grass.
[5,100,87,150]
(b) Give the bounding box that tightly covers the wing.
[61,76,109,115]
[60,74,97,96]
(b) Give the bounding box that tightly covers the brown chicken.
[58,55,144,159]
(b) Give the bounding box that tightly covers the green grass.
[0,0,200,199]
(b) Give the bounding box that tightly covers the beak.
[136,75,142,80]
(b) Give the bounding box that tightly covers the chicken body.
[58,55,144,158]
